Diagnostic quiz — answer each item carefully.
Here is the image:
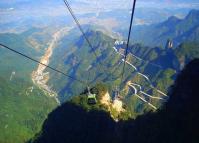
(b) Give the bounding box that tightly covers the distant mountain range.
[132,9,199,47]
[1,0,195,34]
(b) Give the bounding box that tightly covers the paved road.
[127,82,168,110]
[113,46,168,97]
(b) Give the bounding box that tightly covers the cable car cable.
[63,0,107,77]
[0,43,87,85]
[120,0,137,84]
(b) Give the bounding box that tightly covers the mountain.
[0,77,57,143]
[0,29,58,143]
[32,59,199,143]
[47,30,116,100]
[0,28,52,80]
[44,27,199,120]
[132,9,199,47]
[1,7,199,143]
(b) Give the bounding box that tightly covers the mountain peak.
[186,9,199,19]
[158,15,181,28]
[166,16,181,24]
[168,16,180,21]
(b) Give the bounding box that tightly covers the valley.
[0,1,199,142]
[32,27,73,102]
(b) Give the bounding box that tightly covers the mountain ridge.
[46,26,199,118]
[32,59,199,143]
[132,9,199,47]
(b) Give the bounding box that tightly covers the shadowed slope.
[33,103,117,143]
[33,59,199,143]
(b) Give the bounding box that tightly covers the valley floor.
[31,27,73,102]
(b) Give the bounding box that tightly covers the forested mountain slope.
[47,28,199,117]
[0,77,57,143]
[33,59,199,143]
[0,28,58,143]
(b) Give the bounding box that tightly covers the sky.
[1,0,199,8]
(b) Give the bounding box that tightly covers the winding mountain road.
[135,94,157,110]
[112,43,168,110]
[127,81,169,110]
[112,45,168,97]
[140,91,165,100]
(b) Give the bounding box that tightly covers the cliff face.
[33,59,199,143]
